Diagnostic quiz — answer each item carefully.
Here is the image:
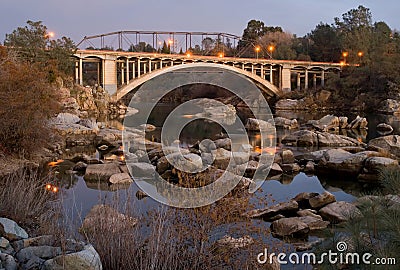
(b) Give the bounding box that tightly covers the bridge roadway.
[73,50,342,101]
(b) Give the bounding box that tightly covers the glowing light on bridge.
[255,46,261,59]
[218,52,224,58]
[268,45,275,59]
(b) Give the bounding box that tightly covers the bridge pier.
[281,65,291,93]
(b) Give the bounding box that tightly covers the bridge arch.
[114,62,282,101]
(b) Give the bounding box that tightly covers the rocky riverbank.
[0,217,102,270]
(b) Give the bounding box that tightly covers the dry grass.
[0,168,61,236]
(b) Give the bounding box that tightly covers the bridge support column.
[305,70,309,89]
[75,61,79,84]
[260,65,264,79]
[79,58,83,85]
[121,63,125,85]
[126,59,130,84]
[143,63,147,74]
[132,61,135,79]
[149,60,152,73]
[103,57,117,94]
[137,59,141,78]
[269,66,273,84]
[251,64,254,74]
[321,70,325,87]
[313,74,317,89]
[281,65,291,92]
[160,59,163,68]
[297,73,301,90]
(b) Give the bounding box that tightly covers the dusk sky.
[1,0,399,45]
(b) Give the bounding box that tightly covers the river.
[53,102,399,269]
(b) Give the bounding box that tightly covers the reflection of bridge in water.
[74,31,342,101]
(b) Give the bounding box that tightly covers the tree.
[334,5,373,61]
[0,47,60,156]
[161,41,170,54]
[308,23,341,62]
[4,20,76,76]
[259,31,296,60]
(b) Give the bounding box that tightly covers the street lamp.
[255,46,260,59]
[218,52,224,58]
[357,51,363,64]
[342,51,348,64]
[268,45,275,59]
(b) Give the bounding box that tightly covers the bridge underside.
[114,63,281,101]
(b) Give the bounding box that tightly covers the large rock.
[243,200,299,219]
[376,123,393,134]
[108,173,133,185]
[363,157,399,173]
[216,235,254,249]
[43,244,102,270]
[310,115,339,131]
[280,149,295,164]
[81,204,137,234]
[129,162,156,177]
[378,99,400,114]
[293,192,319,208]
[273,117,299,129]
[245,118,274,131]
[0,253,17,270]
[53,113,80,125]
[0,218,28,241]
[308,191,336,209]
[275,99,303,111]
[298,216,330,230]
[282,130,318,146]
[316,132,364,147]
[368,135,400,158]
[319,201,362,223]
[270,217,310,237]
[317,149,368,176]
[347,115,368,130]
[84,163,121,182]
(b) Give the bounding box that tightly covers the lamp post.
[357,51,363,64]
[342,51,348,64]
[268,45,275,59]
[255,46,260,59]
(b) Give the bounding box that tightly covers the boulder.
[368,135,400,158]
[280,150,295,164]
[282,130,318,146]
[311,115,339,131]
[81,204,137,234]
[84,163,121,182]
[270,217,310,237]
[108,173,133,185]
[73,161,88,172]
[347,115,368,130]
[319,201,362,223]
[165,153,203,173]
[304,161,315,174]
[216,235,254,249]
[376,123,393,134]
[273,117,299,129]
[43,244,102,270]
[53,113,80,125]
[298,216,330,230]
[296,209,322,219]
[213,138,232,150]
[129,162,156,177]
[245,118,274,131]
[280,163,301,173]
[316,132,364,147]
[243,200,299,219]
[317,149,368,176]
[268,163,283,176]
[364,157,399,173]
[378,99,400,114]
[0,218,28,241]
[339,117,348,129]
[275,99,303,111]
[293,192,319,209]
[308,191,336,209]
[0,253,17,270]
